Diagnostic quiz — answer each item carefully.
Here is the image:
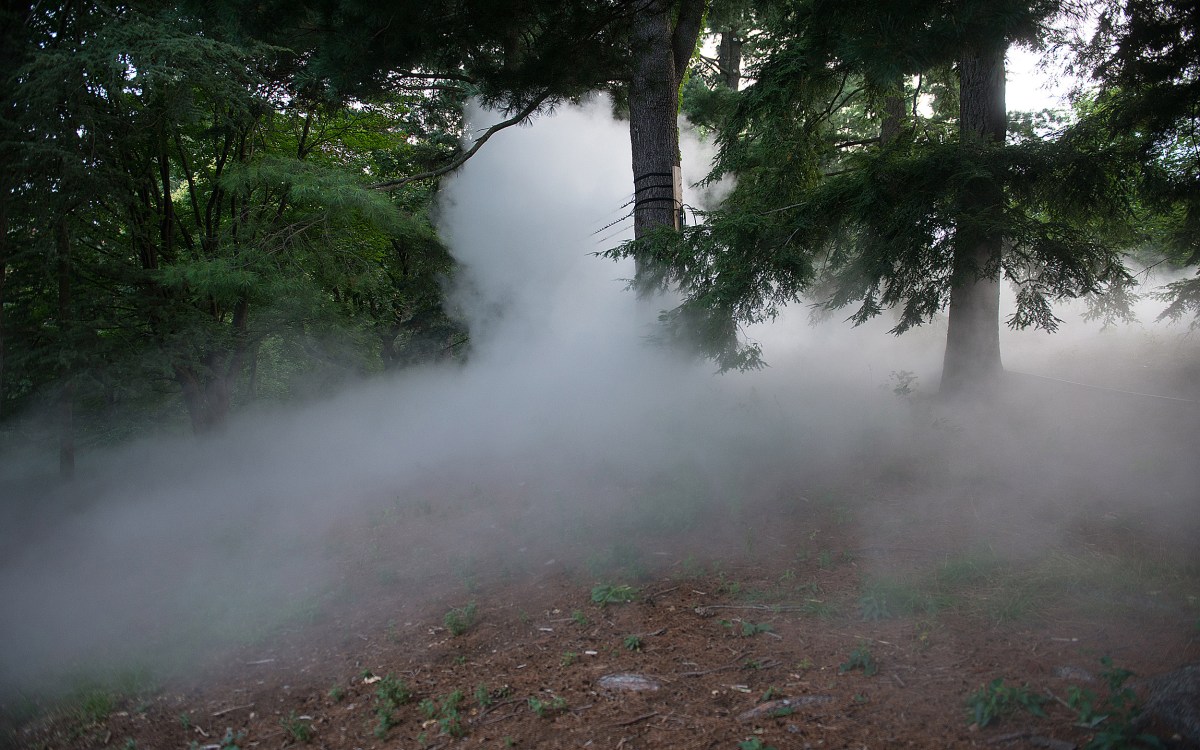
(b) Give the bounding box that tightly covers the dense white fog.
[1,97,1196,696]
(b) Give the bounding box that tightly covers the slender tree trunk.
[56,218,75,477]
[879,76,907,146]
[0,197,8,421]
[941,40,1006,396]
[718,29,742,90]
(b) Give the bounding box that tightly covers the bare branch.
[370,93,552,191]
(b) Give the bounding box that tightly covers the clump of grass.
[590,584,637,607]
[280,711,314,743]
[443,602,478,636]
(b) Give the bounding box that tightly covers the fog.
[1,97,1197,698]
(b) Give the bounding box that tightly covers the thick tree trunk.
[942,41,1006,396]
[629,1,681,240]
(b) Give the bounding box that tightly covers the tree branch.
[370,93,551,191]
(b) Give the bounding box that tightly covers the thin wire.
[591,210,635,236]
[1008,370,1200,404]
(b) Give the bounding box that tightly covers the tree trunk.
[56,218,75,477]
[718,29,742,90]
[879,77,907,146]
[629,1,682,240]
[941,40,1006,396]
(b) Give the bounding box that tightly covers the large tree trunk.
[629,1,682,240]
[628,0,707,243]
[942,40,1006,396]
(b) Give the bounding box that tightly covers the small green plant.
[623,634,643,651]
[839,645,878,677]
[372,674,412,738]
[419,691,466,737]
[474,683,494,707]
[122,739,137,750]
[443,602,478,636]
[220,728,245,750]
[571,609,589,627]
[327,685,345,702]
[1068,658,1165,750]
[965,678,1046,728]
[721,619,774,637]
[738,738,777,750]
[503,737,516,747]
[890,369,918,397]
[760,686,782,702]
[817,550,834,569]
[591,583,637,606]
[528,695,567,718]
[179,712,192,730]
[561,650,578,666]
[281,711,314,743]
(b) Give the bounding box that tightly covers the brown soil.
[6,467,1198,750]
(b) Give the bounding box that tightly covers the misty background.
[1,98,1197,696]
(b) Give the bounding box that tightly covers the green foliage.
[838,645,878,677]
[372,674,412,738]
[420,690,466,738]
[1068,658,1165,750]
[591,584,638,607]
[965,678,1047,728]
[220,728,246,750]
[571,609,589,627]
[280,711,314,743]
[720,619,774,637]
[443,602,478,636]
[0,2,465,448]
[622,635,643,651]
[738,738,778,750]
[527,695,567,718]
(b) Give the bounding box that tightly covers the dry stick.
[475,697,523,721]
[607,711,660,728]
[677,652,750,678]
[694,603,820,615]
[370,93,551,191]
[211,703,254,717]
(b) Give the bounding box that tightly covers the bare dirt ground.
[3,383,1200,750]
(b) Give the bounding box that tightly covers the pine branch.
[370,93,551,191]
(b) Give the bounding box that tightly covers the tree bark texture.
[718,29,742,90]
[629,0,682,240]
[942,41,1006,396]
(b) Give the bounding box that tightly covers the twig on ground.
[211,704,254,717]
[608,711,660,728]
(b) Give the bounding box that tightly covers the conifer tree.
[612,0,1133,392]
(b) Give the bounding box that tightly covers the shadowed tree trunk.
[718,27,742,90]
[628,0,707,241]
[942,39,1005,396]
[56,218,75,477]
